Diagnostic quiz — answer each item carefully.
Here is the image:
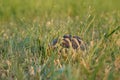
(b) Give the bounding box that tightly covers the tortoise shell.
[50,34,87,52]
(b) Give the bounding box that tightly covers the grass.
[0,0,120,80]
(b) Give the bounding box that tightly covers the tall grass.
[0,0,120,80]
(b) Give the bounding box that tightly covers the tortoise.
[48,34,87,67]
[49,34,87,54]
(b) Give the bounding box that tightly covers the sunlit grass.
[0,0,120,80]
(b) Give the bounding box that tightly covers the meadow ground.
[0,0,120,80]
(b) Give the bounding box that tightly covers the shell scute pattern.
[50,34,87,52]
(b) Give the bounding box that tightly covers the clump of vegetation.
[0,0,120,80]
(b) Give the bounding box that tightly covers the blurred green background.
[0,0,120,21]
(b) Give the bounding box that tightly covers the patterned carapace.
[50,34,87,52]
